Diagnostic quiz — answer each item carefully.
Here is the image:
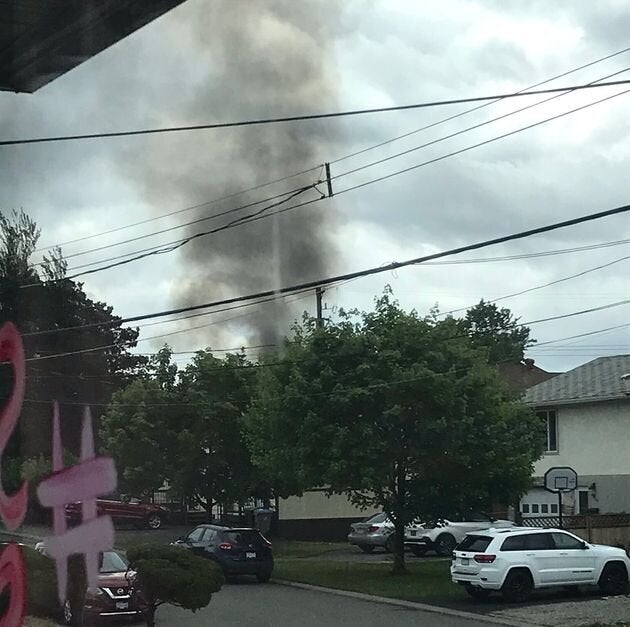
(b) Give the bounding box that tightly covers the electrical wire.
[3,79,630,147]
[29,83,630,285]
[18,200,630,351]
[34,44,630,255]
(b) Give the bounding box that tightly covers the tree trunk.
[391,458,407,575]
[391,516,406,575]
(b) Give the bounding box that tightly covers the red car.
[66,496,168,529]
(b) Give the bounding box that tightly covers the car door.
[525,532,557,585]
[550,532,596,584]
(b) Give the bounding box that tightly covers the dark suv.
[172,525,273,582]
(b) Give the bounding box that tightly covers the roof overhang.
[0,0,187,93]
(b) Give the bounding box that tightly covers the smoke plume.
[130,0,342,348]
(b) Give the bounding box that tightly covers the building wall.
[278,490,379,541]
[534,400,630,477]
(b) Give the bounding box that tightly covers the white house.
[522,355,630,517]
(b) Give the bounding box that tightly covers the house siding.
[534,400,630,477]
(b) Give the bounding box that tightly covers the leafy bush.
[127,544,224,627]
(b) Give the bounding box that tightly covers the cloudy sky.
[2,0,630,373]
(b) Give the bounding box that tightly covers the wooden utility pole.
[316,287,324,328]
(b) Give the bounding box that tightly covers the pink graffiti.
[37,404,117,603]
[0,322,28,531]
[0,543,26,627]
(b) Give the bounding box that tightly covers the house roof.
[524,355,630,406]
[0,0,186,93]
[497,359,559,392]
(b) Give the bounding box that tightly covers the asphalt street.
[156,581,505,627]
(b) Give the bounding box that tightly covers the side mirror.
[581,541,589,550]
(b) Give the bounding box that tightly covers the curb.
[271,579,540,627]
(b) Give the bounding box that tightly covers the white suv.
[451,527,630,602]
[405,513,515,557]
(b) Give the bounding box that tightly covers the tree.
[174,350,265,514]
[126,544,223,627]
[246,293,545,574]
[461,300,535,363]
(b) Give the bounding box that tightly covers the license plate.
[461,558,469,565]
[246,551,256,559]
[409,530,416,537]
[115,601,128,610]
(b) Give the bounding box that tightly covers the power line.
[19,201,630,350]
[34,44,630,255]
[441,251,630,316]
[523,299,630,326]
[33,84,630,285]
[534,322,630,347]
[3,79,630,148]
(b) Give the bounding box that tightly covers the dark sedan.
[172,524,273,582]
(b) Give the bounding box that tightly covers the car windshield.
[100,551,129,573]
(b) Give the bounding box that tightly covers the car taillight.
[473,554,496,563]
[368,525,379,532]
[219,542,234,551]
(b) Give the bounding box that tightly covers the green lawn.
[273,558,464,603]
[271,539,344,559]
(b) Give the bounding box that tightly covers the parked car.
[405,512,515,556]
[65,496,168,529]
[35,543,143,624]
[451,527,630,602]
[347,512,422,553]
[172,524,273,582]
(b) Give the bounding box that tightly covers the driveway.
[156,581,509,626]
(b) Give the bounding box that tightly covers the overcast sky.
[2,0,630,373]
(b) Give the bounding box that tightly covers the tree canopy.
[246,293,545,572]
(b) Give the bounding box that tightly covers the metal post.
[558,492,563,529]
[325,162,334,197]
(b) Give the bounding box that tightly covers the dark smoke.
[129,0,343,348]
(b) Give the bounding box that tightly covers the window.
[501,535,527,551]
[541,504,548,514]
[100,551,128,573]
[531,504,539,513]
[537,410,558,452]
[365,513,388,524]
[526,533,555,550]
[552,532,584,550]
[550,503,558,513]
[187,527,205,542]
[457,535,493,552]
[202,529,217,542]
[522,504,530,514]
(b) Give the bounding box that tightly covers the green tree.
[461,300,534,363]
[126,544,224,627]
[174,350,265,514]
[246,293,545,574]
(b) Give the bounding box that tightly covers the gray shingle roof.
[524,355,630,406]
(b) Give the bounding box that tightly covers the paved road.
[156,581,503,626]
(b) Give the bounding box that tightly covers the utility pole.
[324,162,334,198]
[316,287,324,329]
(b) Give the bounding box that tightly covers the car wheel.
[598,562,629,596]
[256,571,272,583]
[358,544,375,554]
[465,584,491,600]
[501,569,533,603]
[146,514,163,529]
[62,600,73,626]
[410,545,428,557]
[434,533,456,557]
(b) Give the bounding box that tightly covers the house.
[521,355,630,518]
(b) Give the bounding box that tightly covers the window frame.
[537,409,558,453]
